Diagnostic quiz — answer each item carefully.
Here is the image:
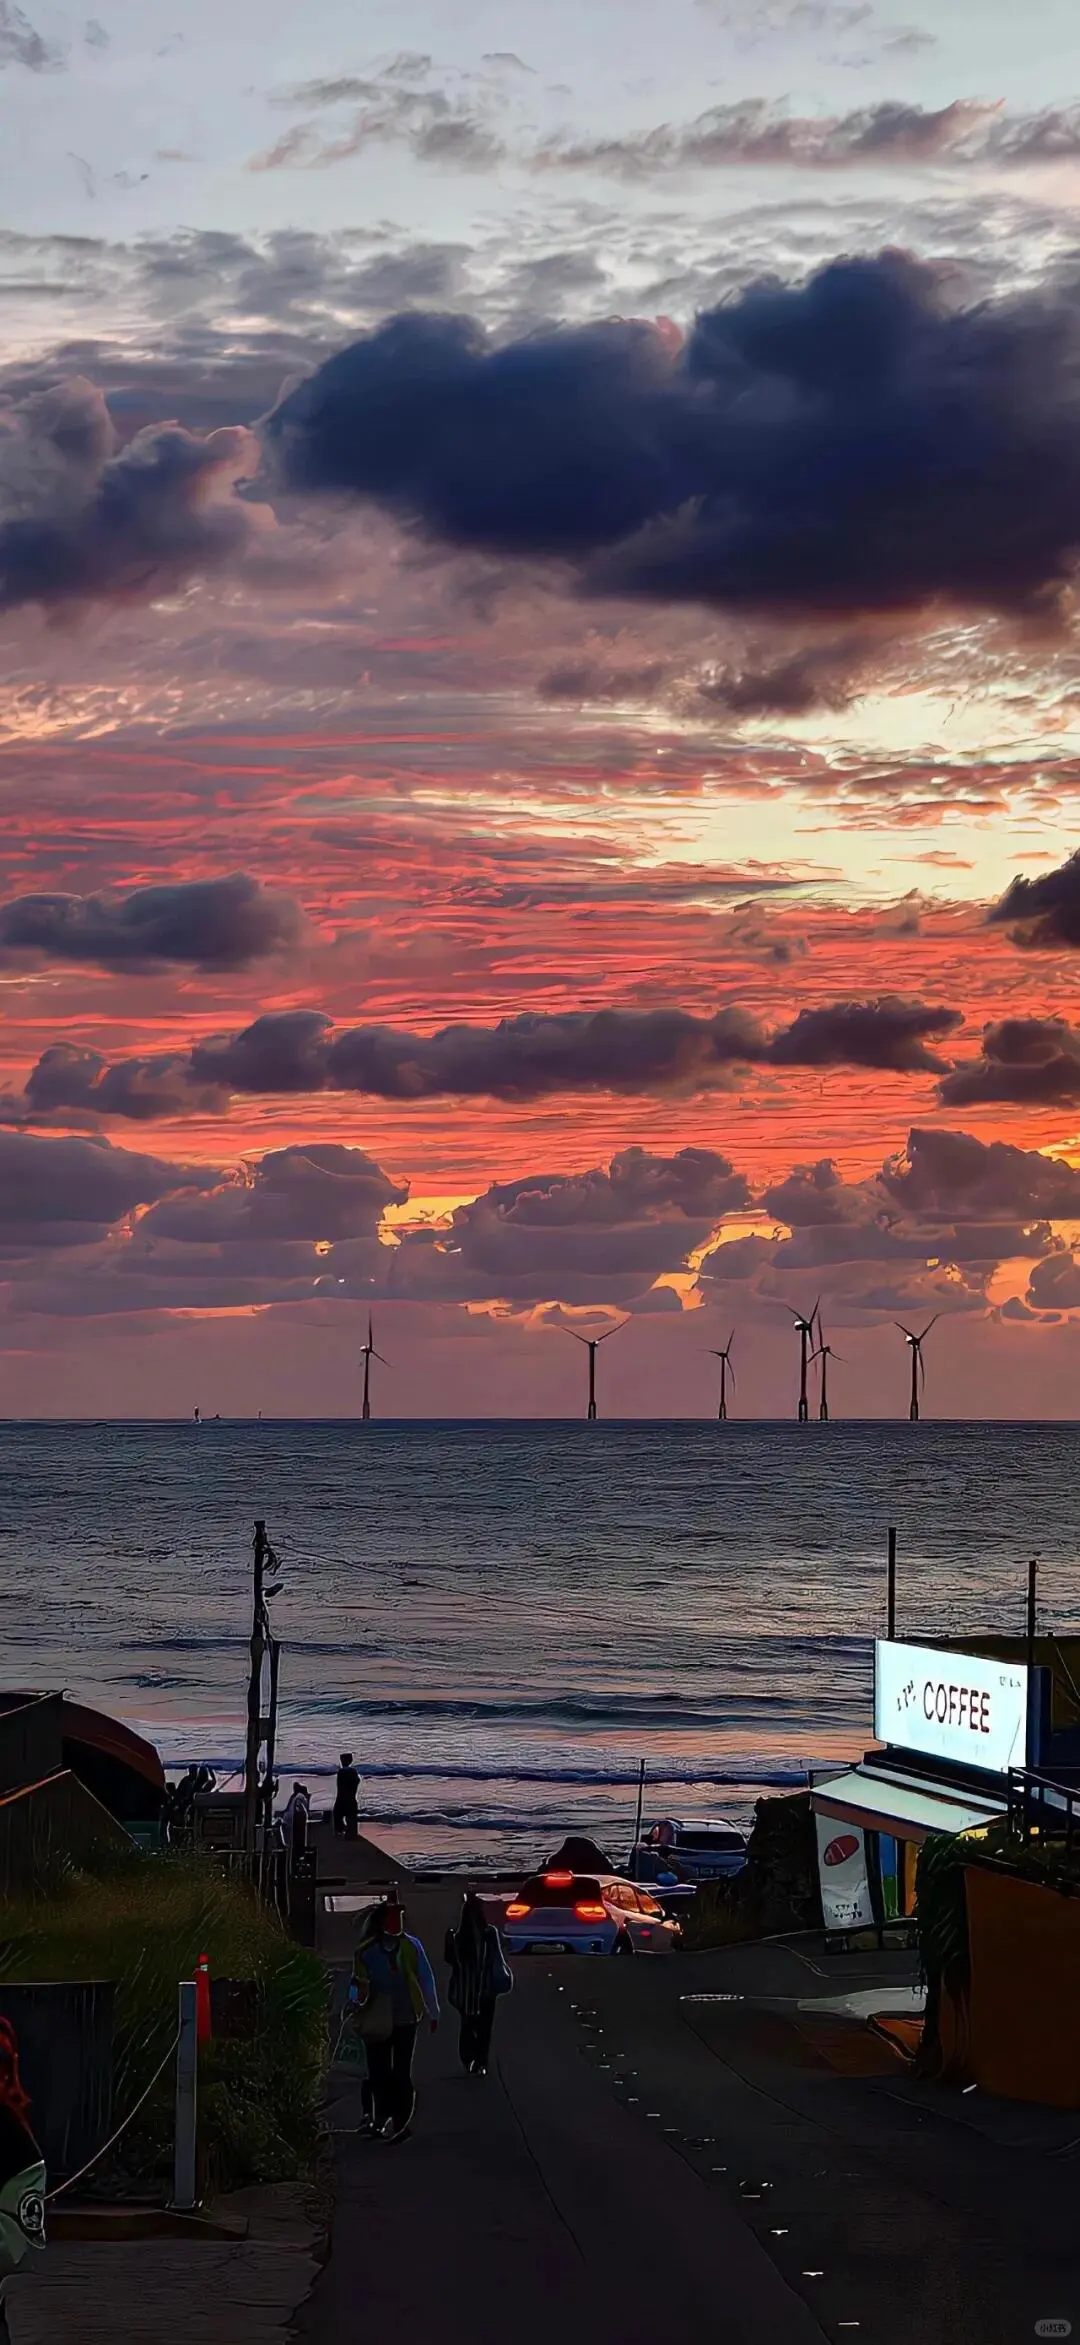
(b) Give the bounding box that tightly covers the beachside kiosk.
[809,1639,1034,1949]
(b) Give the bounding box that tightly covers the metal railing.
[1006,1765,1080,1857]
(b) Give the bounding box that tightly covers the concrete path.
[4,2186,321,2345]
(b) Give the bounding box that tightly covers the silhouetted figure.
[334,1752,360,1839]
[445,1892,513,2075]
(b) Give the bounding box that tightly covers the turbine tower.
[708,1332,736,1421]
[360,1313,389,1421]
[792,1301,820,1423]
[811,1331,843,1422]
[896,1315,938,1422]
[564,1320,625,1420]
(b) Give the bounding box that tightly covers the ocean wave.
[156,1750,810,1790]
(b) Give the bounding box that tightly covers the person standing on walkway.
[351,1898,439,2142]
[333,1751,360,1839]
[444,1891,513,2076]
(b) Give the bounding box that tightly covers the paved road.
[299,1893,823,2345]
[305,1900,1080,2345]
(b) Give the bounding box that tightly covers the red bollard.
[195,1952,212,2045]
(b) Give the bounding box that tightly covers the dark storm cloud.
[770,998,961,1073]
[0,874,305,972]
[267,253,1080,623]
[0,1127,213,1253]
[990,848,1080,949]
[9,996,960,1124]
[0,375,270,613]
[938,1018,1080,1109]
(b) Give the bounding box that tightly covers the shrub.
[0,1848,327,2196]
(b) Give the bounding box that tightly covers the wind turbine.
[360,1314,389,1421]
[896,1316,938,1422]
[707,1332,736,1421]
[811,1330,843,1422]
[792,1300,820,1423]
[564,1319,626,1420]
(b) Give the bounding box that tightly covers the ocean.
[2,1420,1077,1870]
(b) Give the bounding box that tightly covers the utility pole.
[243,1519,282,1855]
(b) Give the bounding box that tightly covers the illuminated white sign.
[814,1812,874,1930]
[874,1640,1028,1776]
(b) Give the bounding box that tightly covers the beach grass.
[0,1847,328,2195]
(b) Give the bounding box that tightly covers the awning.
[810,1762,1005,1844]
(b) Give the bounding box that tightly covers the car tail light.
[544,1872,574,1886]
[574,1902,607,1920]
[505,1902,530,1919]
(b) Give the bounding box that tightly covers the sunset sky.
[6,0,1080,1414]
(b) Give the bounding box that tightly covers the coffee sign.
[874,1639,1028,1775]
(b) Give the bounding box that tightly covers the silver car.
[503,1872,682,1956]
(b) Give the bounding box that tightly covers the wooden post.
[632,1757,646,1865]
[243,1520,267,1854]
[886,1526,897,1641]
[1026,1555,1038,1673]
[171,1981,198,2212]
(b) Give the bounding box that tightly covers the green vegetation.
[0,1847,327,2196]
[677,1792,821,1951]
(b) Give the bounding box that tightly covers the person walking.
[333,1752,360,1839]
[351,1898,438,2142]
[444,1890,513,2076]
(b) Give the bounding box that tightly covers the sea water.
[1,1419,1077,1868]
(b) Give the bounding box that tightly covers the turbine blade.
[728,1363,737,1386]
[374,1351,390,1366]
[920,1314,941,1338]
[895,1322,916,1341]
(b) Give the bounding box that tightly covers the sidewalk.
[5,2185,323,2345]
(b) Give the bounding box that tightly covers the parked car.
[629,1817,747,1884]
[502,1872,682,1955]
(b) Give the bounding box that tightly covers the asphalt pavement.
[303,1894,1080,2345]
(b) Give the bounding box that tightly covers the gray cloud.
[386,1144,749,1307]
[771,998,961,1074]
[0,874,305,972]
[699,1123,1079,1322]
[8,1142,407,1316]
[991,848,1080,950]
[0,1127,215,1256]
[0,375,272,613]
[534,98,992,180]
[6,995,961,1124]
[938,1018,1080,1110]
[0,1,63,71]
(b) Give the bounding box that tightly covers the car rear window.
[678,1831,744,1852]
[517,1876,602,1905]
